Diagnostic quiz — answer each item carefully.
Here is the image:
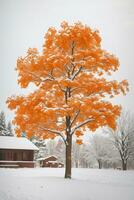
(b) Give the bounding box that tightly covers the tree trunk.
[75,161,79,168]
[98,159,102,169]
[122,160,127,170]
[65,134,72,178]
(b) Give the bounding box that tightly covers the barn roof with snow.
[0,136,38,150]
[37,155,58,161]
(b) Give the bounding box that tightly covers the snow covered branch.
[70,110,80,127]
[71,118,93,135]
[38,126,67,145]
[71,66,83,80]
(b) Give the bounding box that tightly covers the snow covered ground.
[0,168,134,200]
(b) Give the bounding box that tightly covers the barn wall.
[0,149,34,161]
[0,161,35,168]
[40,156,64,168]
[0,149,35,168]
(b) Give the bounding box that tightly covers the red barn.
[38,155,64,168]
[0,136,38,168]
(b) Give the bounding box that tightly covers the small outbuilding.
[0,136,38,168]
[38,155,64,168]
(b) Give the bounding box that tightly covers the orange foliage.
[75,130,84,137]
[76,139,83,145]
[7,21,128,143]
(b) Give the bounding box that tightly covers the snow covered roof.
[0,136,38,150]
[37,155,58,161]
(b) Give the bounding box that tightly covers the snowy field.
[0,168,134,200]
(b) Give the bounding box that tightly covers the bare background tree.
[104,110,134,170]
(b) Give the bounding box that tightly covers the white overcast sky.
[0,0,134,122]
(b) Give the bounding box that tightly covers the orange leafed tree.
[7,22,128,178]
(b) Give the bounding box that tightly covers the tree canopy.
[7,21,128,178]
[7,22,128,141]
